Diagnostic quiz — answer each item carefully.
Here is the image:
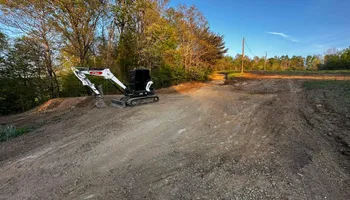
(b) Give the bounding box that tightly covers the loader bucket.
[95,98,107,108]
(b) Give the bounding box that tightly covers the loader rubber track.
[111,95,159,108]
[127,95,159,107]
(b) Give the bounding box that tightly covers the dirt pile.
[37,97,93,112]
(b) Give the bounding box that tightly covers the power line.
[244,40,257,58]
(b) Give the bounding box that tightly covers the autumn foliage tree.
[0,0,229,114]
[1,0,348,115]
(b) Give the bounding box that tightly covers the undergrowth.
[0,125,31,142]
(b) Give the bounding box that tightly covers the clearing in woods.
[0,72,350,199]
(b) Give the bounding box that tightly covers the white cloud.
[266,31,298,43]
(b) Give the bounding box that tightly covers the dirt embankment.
[0,74,349,200]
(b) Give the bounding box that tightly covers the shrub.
[0,125,28,142]
[152,64,211,88]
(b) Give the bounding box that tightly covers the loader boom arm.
[71,67,127,96]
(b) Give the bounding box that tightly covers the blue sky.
[170,0,350,58]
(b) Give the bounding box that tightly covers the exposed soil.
[0,74,349,200]
[156,82,207,94]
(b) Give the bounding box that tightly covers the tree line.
[216,47,350,71]
[0,0,348,115]
[0,0,227,115]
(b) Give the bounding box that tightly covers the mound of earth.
[37,97,94,112]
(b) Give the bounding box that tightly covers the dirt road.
[1,76,349,199]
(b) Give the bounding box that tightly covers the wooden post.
[264,52,267,71]
[241,37,245,73]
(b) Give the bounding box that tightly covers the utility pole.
[241,37,245,73]
[264,52,267,71]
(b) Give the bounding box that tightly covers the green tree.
[311,55,322,70]
[305,55,312,70]
[0,37,50,114]
[0,0,231,114]
[215,56,234,71]
[290,56,304,70]
[47,0,107,66]
[0,0,60,98]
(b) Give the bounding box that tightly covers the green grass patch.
[227,72,245,79]
[316,70,350,74]
[303,80,350,91]
[266,70,350,75]
[217,70,241,74]
[218,70,350,76]
[258,70,350,75]
[0,125,33,142]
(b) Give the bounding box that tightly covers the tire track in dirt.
[0,77,349,199]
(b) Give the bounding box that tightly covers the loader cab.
[128,69,154,96]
